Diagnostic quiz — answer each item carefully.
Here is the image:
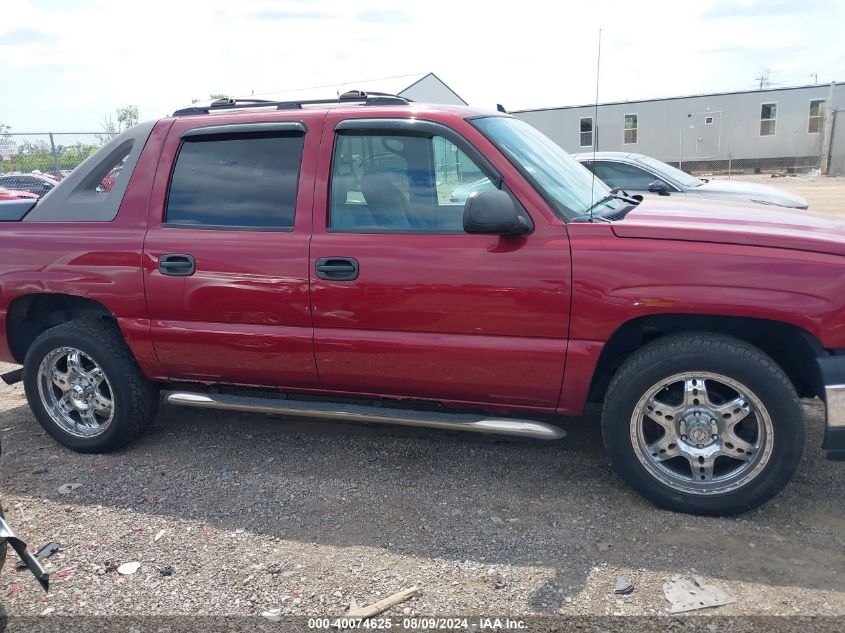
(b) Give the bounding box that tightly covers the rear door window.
[166,132,304,229]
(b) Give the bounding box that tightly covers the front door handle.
[316,257,359,281]
[159,253,196,276]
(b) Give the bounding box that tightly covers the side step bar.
[164,392,566,441]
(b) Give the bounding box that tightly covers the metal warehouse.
[513,82,844,175]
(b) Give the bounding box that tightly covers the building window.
[809,99,826,134]
[760,103,777,136]
[704,116,714,125]
[623,114,638,144]
[579,117,593,147]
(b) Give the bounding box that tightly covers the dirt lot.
[0,360,843,626]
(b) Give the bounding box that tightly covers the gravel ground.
[0,360,844,624]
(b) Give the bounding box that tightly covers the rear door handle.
[316,257,359,281]
[159,253,196,276]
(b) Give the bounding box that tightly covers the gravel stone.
[614,577,634,595]
[0,360,843,617]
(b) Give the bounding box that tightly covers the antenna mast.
[589,28,602,222]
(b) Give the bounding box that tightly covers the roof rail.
[172,90,412,116]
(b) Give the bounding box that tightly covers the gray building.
[514,83,844,174]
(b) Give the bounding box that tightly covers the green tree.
[56,141,98,170]
[98,105,140,145]
[116,105,139,129]
[10,140,53,173]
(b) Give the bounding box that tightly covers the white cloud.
[0,0,843,130]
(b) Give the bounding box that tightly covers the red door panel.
[310,112,572,409]
[314,326,567,408]
[143,230,316,386]
[142,111,323,389]
[310,233,570,406]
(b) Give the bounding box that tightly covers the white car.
[573,152,808,209]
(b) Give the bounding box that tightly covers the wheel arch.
[6,293,115,364]
[588,313,825,404]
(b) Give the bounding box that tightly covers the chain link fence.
[0,132,116,181]
[670,154,823,177]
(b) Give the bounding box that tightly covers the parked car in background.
[573,152,808,209]
[97,165,122,192]
[0,187,39,201]
[0,173,56,198]
[31,170,60,182]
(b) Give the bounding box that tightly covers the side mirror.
[463,190,532,237]
[647,179,671,195]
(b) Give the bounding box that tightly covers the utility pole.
[819,81,837,175]
[754,69,772,90]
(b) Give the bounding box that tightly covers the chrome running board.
[164,391,566,441]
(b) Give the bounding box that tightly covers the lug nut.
[712,434,719,440]
[681,435,688,441]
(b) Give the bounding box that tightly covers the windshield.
[472,116,615,218]
[634,155,703,188]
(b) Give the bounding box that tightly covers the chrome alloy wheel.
[36,347,115,439]
[630,372,774,495]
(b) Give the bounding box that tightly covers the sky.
[1,0,844,132]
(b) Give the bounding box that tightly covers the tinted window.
[329,133,490,232]
[591,161,656,191]
[166,133,303,228]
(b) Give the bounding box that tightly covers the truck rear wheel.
[602,332,804,516]
[23,319,158,453]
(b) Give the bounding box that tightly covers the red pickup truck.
[0,93,842,516]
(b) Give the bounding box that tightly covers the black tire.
[22,319,158,453]
[602,332,804,516]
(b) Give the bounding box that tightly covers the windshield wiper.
[582,188,639,215]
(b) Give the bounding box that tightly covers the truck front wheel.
[602,332,804,516]
[22,319,158,453]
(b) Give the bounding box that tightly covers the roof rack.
[172,90,412,116]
